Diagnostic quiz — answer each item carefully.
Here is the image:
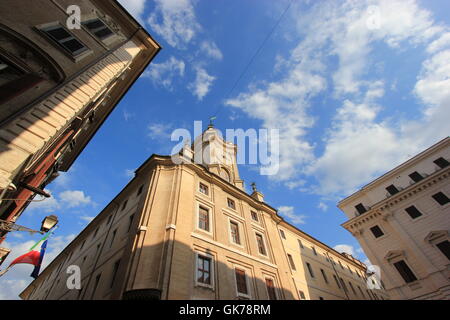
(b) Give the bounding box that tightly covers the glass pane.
[61,39,85,54]
[85,20,105,30]
[46,27,72,41]
[95,28,113,39]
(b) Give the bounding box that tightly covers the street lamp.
[40,215,58,233]
[0,214,59,235]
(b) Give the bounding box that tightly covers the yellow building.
[338,137,450,300]
[0,0,160,248]
[20,127,388,300]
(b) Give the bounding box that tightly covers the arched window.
[0,24,64,111]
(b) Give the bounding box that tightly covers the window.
[127,214,134,232]
[280,230,286,239]
[432,192,450,206]
[80,240,86,251]
[393,260,417,283]
[121,200,128,211]
[0,58,24,87]
[408,171,423,183]
[256,234,267,255]
[199,183,209,195]
[91,274,101,299]
[333,275,341,288]
[312,246,317,255]
[320,269,328,283]
[355,203,367,215]
[405,205,423,219]
[298,239,304,249]
[358,285,365,298]
[230,221,241,245]
[41,25,88,56]
[370,225,384,238]
[198,206,210,232]
[197,255,212,286]
[110,260,121,288]
[319,297,324,300]
[339,261,344,269]
[107,215,113,225]
[235,268,248,295]
[265,278,277,300]
[93,227,99,239]
[349,282,357,295]
[434,157,449,169]
[347,266,353,274]
[298,290,306,300]
[436,240,450,261]
[137,185,144,196]
[227,198,236,210]
[386,184,399,195]
[109,229,117,248]
[305,262,314,278]
[82,19,114,40]
[0,56,43,105]
[251,211,259,222]
[340,278,348,292]
[287,254,296,271]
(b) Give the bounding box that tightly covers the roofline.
[277,219,367,270]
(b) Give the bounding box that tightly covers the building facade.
[20,127,387,300]
[338,137,450,300]
[0,0,160,250]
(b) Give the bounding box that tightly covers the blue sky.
[1,0,450,299]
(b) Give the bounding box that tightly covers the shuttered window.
[41,25,88,56]
[265,278,277,300]
[235,268,248,295]
[198,206,210,231]
[82,19,114,40]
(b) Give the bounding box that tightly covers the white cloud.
[189,67,216,100]
[147,0,200,49]
[148,122,173,140]
[80,216,95,223]
[27,191,60,213]
[317,202,328,212]
[333,244,355,256]
[226,0,450,197]
[278,206,307,225]
[118,0,147,22]
[59,190,92,208]
[0,234,75,299]
[142,56,185,90]
[124,169,135,179]
[200,41,223,60]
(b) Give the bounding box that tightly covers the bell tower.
[192,124,244,190]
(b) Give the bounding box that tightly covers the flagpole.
[29,225,58,251]
[0,225,58,277]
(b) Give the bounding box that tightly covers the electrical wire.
[210,0,294,121]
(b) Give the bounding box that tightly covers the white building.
[338,137,450,300]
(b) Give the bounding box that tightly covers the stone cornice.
[342,166,450,233]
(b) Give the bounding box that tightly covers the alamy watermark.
[170,121,280,176]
